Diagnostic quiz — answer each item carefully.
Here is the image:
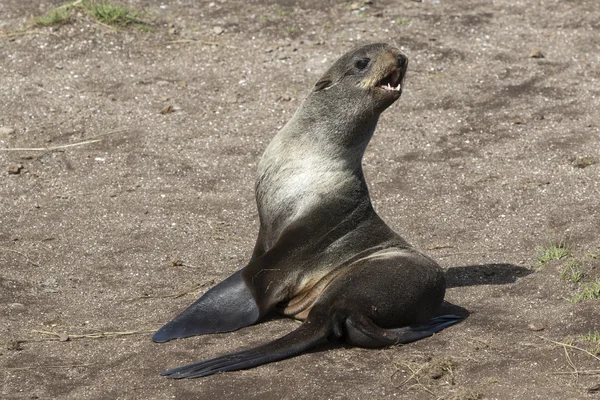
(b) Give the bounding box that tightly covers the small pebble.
[160,105,174,114]
[529,49,545,58]
[213,26,224,35]
[429,367,444,379]
[0,126,16,135]
[6,340,23,351]
[8,303,26,313]
[587,383,600,393]
[7,163,23,175]
[528,323,545,331]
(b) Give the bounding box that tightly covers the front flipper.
[345,314,463,348]
[160,315,332,379]
[152,270,260,342]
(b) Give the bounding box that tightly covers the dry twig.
[0,247,41,267]
[32,329,155,340]
[7,363,92,370]
[538,336,600,377]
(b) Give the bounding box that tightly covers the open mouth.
[376,69,403,92]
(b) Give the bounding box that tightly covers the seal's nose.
[396,53,408,69]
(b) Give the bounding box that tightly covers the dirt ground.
[1,0,599,399]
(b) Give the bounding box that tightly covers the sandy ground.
[1,0,599,399]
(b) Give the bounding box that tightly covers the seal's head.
[313,43,408,114]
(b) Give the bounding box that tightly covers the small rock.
[587,384,600,393]
[177,81,187,89]
[160,105,174,114]
[58,333,70,342]
[6,340,23,351]
[8,303,26,313]
[528,323,545,331]
[0,126,16,135]
[172,259,184,267]
[213,26,224,35]
[7,163,23,175]
[168,27,178,35]
[573,156,597,169]
[428,367,444,379]
[43,278,57,287]
[529,49,545,58]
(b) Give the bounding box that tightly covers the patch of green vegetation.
[395,18,410,25]
[34,7,71,26]
[32,0,148,29]
[273,6,291,17]
[581,331,600,344]
[580,331,600,355]
[82,1,141,26]
[569,281,600,303]
[561,261,583,283]
[587,252,599,259]
[284,26,298,37]
[535,241,572,267]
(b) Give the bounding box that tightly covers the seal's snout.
[396,53,408,69]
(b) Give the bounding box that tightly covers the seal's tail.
[160,319,331,379]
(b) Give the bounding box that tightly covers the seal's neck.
[285,92,381,163]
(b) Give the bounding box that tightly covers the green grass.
[82,1,141,26]
[581,331,600,344]
[580,331,600,355]
[569,281,600,303]
[34,7,71,26]
[33,0,147,28]
[561,261,583,283]
[535,241,572,267]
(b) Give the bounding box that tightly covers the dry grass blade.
[554,370,600,375]
[0,138,102,151]
[538,336,600,363]
[127,279,214,301]
[33,329,155,340]
[0,30,58,38]
[0,247,41,267]
[7,363,93,370]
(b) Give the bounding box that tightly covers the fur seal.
[153,43,462,379]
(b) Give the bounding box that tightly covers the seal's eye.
[354,58,370,70]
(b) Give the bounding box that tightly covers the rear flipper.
[161,318,331,379]
[152,270,261,343]
[345,314,463,348]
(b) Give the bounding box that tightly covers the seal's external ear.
[314,78,332,92]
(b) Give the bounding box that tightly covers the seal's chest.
[258,156,348,213]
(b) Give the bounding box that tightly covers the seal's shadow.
[445,263,532,288]
[437,263,532,319]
